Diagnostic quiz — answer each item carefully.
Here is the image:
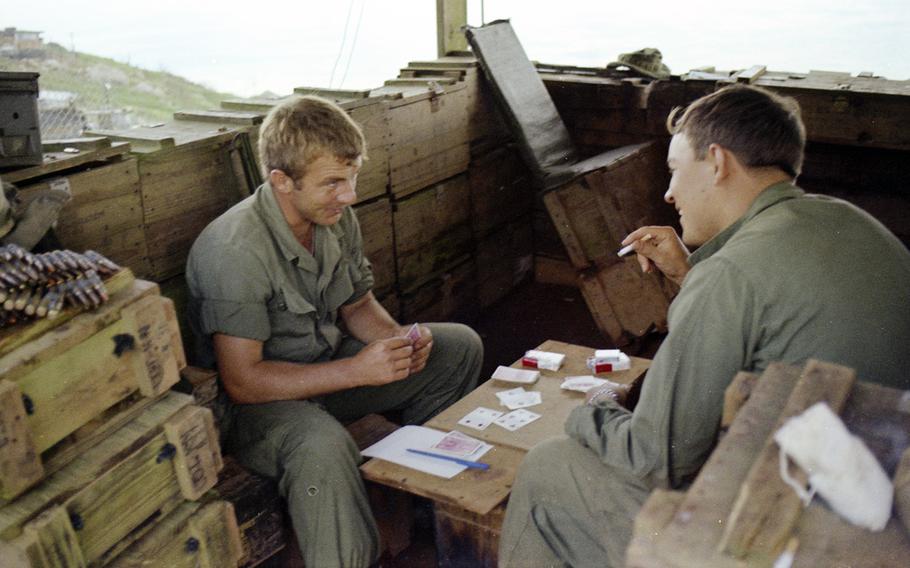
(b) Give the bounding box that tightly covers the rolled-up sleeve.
[565,257,758,488]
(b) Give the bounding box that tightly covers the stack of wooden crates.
[0,270,243,567]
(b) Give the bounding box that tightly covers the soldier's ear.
[269,169,294,193]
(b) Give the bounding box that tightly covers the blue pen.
[406,448,490,471]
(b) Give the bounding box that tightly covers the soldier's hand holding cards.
[402,323,432,373]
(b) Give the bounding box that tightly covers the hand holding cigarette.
[619,226,691,286]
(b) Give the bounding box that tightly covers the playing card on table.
[494,408,541,431]
[495,387,542,410]
[406,323,422,344]
[431,431,486,457]
[458,407,503,431]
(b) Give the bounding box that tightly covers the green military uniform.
[187,182,483,568]
[500,182,910,567]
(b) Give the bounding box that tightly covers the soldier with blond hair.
[187,95,482,567]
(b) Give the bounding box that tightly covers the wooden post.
[437,0,468,57]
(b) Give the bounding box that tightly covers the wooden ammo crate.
[222,89,392,204]
[476,217,533,308]
[468,143,533,239]
[627,360,910,567]
[15,157,150,278]
[399,259,479,324]
[393,174,473,293]
[400,56,509,145]
[88,123,254,281]
[542,141,678,345]
[107,500,242,568]
[0,273,185,499]
[373,80,471,198]
[0,391,222,567]
[353,197,395,299]
[434,501,505,568]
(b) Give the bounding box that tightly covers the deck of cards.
[491,365,540,384]
[431,430,490,459]
[406,323,422,344]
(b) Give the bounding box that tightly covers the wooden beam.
[436,0,468,57]
[719,359,856,561]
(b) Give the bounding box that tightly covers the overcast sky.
[6,0,910,97]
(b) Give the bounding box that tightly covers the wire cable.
[329,0,357,88]
[339,0,367,88]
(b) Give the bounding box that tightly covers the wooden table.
[360,340,650,566]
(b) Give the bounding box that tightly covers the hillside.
[2,41,236,133]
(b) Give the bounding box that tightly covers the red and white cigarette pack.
[521,350,566,371]
[586,349,631,373]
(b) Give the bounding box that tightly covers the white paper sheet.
[362,425,492,479]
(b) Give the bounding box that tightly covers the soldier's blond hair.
[259,95,366,179]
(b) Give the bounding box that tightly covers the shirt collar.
[253,181,345,275]
[688,181,803,266]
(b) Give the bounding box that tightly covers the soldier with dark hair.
[499,85,910,568]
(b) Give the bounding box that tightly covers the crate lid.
[0,71,40,93]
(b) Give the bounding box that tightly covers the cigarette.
[617,234,653,257]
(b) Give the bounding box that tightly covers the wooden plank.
[161,296,187,370]
[0,268,136,359]
[349,102,391,203]
[16,158,148,273]
[533,255,579,288]
[393,174,473,292]
[0,392,193,540]
[720,360,857,560]
[164,405,223,501]
[736,65,767,84]
[434,501,504,568]
[475,217,533,308]
[385,84,471,197]
[722,371,759,429]
[1,142,132,184]
[361,442,524,516]
[468,144,533,238]
[626,490,687,568]
[108,500,242,568]
[398,260,478,324]
[436,0,468,56]
[0,290,181,493]
[426,340,649,452]
[22,505,86,568]
[210,456,287,567]
[353,198,395,297]
[633,363,802,567]
[121,295,183,396]
[42,136,112,152]
[0,380,43,499]
[173,110,264,125]
[578,260,671,345]
[629,364,910,568]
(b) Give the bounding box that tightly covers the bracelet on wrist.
[588,386,619,406]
